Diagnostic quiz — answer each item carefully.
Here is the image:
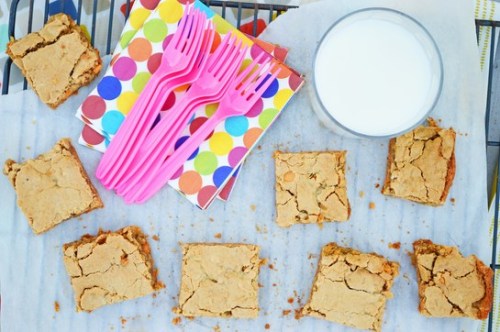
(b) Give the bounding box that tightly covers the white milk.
[314,12,441,137]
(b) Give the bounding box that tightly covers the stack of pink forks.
[96,7,280,204]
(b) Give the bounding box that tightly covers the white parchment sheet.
[0,0,491,331]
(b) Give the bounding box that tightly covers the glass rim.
[312,7,444,139]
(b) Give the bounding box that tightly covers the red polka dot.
[289,73,303,91]
[82,125,105,145]
[81,95,106,119]
[161,91,176,111]
[218,177,235,201]
[189,117,214,140]
[177,0,194,4]
[274,47,288,62]
[82,116,91,125]
[140,0,159,10]
[197,185,217,208]
[147,53,163,74]
[210,32,221,54]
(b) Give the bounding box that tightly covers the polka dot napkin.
[76,0,303,209]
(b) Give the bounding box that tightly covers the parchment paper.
[0,0,491,331]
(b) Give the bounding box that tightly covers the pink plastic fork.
[96,9,209,188]
[115,33,248,199]
[129,61,281,204]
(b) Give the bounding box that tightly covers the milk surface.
[314,16,439,136]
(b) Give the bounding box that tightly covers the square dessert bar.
[6,13,101,108]
[177,243,261,318]
[382,119,456,205]
[3,138,103,234]
[63,226,163,312]
[274,151,350,227]
[412,239,493,320]
[303,243,399,332]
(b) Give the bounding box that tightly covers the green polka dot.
[205,103,219,117]
[194,152,218,175]
[120,30,137,49]
[143,19,168,43]
[258,108,279,129]
[132,72,151,94]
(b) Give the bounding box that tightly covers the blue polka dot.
[98,76,122,100]
[213,166,233,188]
[104,137,110,148]
[174,136,198,160]
[102,111,125,135]
[233,165,240,177]
[259,74,279,98]
[194,1,215,18]
[225,116,249,137]
[151,114,161,130]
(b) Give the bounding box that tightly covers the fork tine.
[209,33,238,73]
[177,10,198,49]
[234,52,265,86]
[236,56,272,91]
[184,11,205,55]
[218,43,247,81]
[206,33,232,72]
[213,38,244,78]
[247,64,280,98]
[172,10,191,49]
[194,20,215,67]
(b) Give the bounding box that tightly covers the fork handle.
[132,111,227,204]
[96,72,164,185]
[116,95,201,199]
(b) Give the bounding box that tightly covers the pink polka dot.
[82,125,105,145]
[81,95,106,119]
[112,56,137,81]
[197,185,217,208]
[245,97,263,117]
[161,91,176,111]
[147,53,163,74]
[171,165,183,180]
[274,47,288,61]
[250,43,272,64]
[178,0,194,4]
[140,0,159,10]
[162,34,173,51]
[228,147,248,168]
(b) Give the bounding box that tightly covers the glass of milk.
[311,7,443,138]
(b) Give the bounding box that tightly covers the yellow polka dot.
[117,92,139,115]
[129,8,150,30]
[209,132,233,156]
[205,103,219,117]
[159,0,184,24]
[213,16,233,34]
[273,89,293,109]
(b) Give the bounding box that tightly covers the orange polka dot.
[210,32,221,54]
[273,64,292,79]
[110,54,119,66]
[243,127,263,149]
[175,84,190,93]
[128,38,152,62]
[178,171,202,195]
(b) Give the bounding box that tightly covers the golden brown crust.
[3,138,103,234]
[177,242,261,318]
[274,150,350,227]
[382,119,456,206]
[411,239,493,320]
[6,13,101,109]
[63,226,163,312]
[63,138,103,210]
[303,243,399,331]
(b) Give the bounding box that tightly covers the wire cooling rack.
[1,1,499,331]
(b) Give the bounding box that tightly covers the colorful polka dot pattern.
[77,0,303,209]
